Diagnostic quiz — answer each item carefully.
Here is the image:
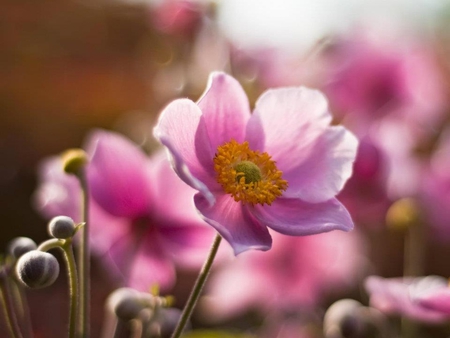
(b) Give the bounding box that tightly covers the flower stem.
[38,238,79,338]
[62,240,79,338]
[10,278,33,338]
[76,170,90,337]
[0,272,23,338]
[170,233,222,338]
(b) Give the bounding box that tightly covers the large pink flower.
[34,129,214,291]
[365,275,450,324]
[154,72,358,254]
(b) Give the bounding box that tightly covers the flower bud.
[324,299,389,338]
[48,216,76,239]
[15,250,60,289]
[386,198,420,231]
[7,237,37,259]
[61,148,88,175]
[107,288,150,321]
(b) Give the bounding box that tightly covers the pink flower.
[201,230,365,320]
[420,129,450,241]
[323,31,446,134]
[365,275,450,324]
[154,72,358,254]
[34,129,214,291]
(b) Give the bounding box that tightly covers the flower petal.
[85,130,153,218]
[154,98,217,204]
[252,197,354,235]
[247,87,331,152]
[282,126,358,202]
[194,193,272,255]
[197,72,251,150]
[33,156,81,221]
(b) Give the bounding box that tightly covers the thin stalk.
[402,221,425,338]
[62,240,79,338]
[0,273,23,338]
[76,170,90,337]
[10,278,33,338]
[170,233,222,338]
[38,238,79,338]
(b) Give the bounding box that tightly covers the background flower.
[34,129,214,291]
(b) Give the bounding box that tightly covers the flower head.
[154,72,358,254]
[34,129,214,291]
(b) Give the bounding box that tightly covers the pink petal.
[104,229,176,292]
[194,193,272,255]
[154,99,217,205]
[251,197,353,236]
[417,290,450,314]
[248,87,357,202]
[34,156,81,221]
[281,126,358,202]
[247,87,331,153]
[127,238,176,292]
[159,224,216,268]
[197,72,251,150]
[85,130,153,218]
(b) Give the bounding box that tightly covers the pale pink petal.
[105,230,176,292]
[154,99,217,204]
[247,87,331,153]
[85,130,153,218]
[197,72,251,150]
[252,197,353,236]
[194,193,272,255]
[33,156,81,221]
[248,88,357,202]
[417,290,450,314]
[159,224,216,268]
[127,238,176,292]
[284,126,358,202]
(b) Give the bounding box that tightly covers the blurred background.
[1,0,450,337]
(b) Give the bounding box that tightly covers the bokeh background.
[1,0,450,337]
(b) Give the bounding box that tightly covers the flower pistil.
[213,140,287,205]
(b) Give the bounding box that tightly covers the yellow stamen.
[213,140,288,205]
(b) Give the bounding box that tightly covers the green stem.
[170,233,222,338]
[10,278,33,338]
[0,272,23,338]
[38,238,79,338]
[77,170,90,337]
[62,240,79,338]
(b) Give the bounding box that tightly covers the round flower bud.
[324,299,389,338]
[61,148,88,175]
[15,251,60,289]
[48,216,76,239]
[386,198,420,231]
[7,237,37,259]
[107,288,148,321]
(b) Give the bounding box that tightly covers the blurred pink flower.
[420,129,450,241]
[323,31,446,135]
[337,136,392,228]
[150,0,203,37]
[34,129,214,291]
[365,275,450,323]
[154,72,358,255]
[201,230,365,320]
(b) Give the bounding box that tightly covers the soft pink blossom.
[201,230,365,320]
[154,72,358,255]
[365,275,450,323]
[323,31,446,135]
[34,129,214,291]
